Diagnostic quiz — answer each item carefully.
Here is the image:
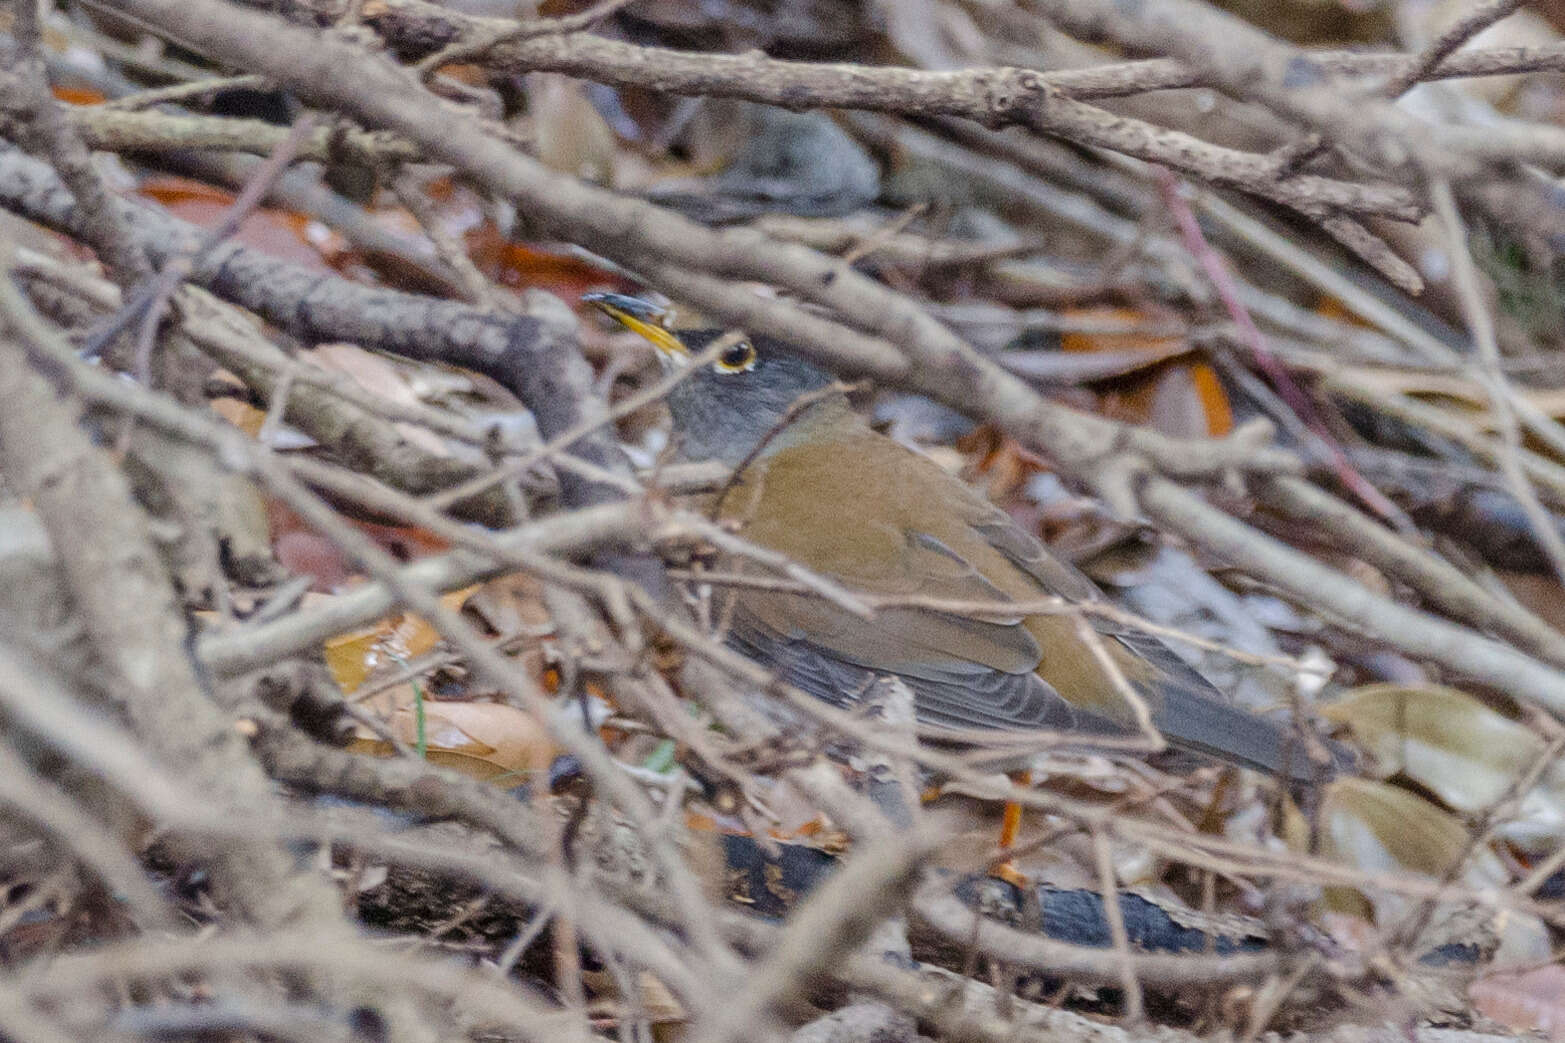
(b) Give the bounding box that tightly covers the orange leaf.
[136,177,341,270]
[323,584,479,693]
[1056,308,1231,436]
[209,395,267,437]
[52,86,106,106]
[465,225,623,300]
[348,687,558,784]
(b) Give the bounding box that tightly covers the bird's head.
[584,292,843,466]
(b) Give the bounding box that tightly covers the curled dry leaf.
[1318,776,1506,922]
[1314,775,1552,975]
[1324,684,1565,853]
[1057,307,1232,437]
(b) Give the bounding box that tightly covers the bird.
[585,292,1343,800]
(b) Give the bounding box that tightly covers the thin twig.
[1154,167,1417,534]
[1431,176,1565,588]
[1383,0,1532,99]
[416,0,640,80]
[100,73,272,110]
[1092,827,1145,1021]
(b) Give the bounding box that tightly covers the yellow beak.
[582,292,688,359]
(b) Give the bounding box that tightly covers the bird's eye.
[714,341,758,373]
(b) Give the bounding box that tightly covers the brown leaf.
[1471,965,1565,1039]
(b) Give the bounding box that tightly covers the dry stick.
[387,169,495,306]
[198,502,643,676]
[1278,0,1532,184]
[922,114,1419,366]
[367,0,1565,104]
[128,113,319,383]
[1138,476,1565,716]
[894,115,1422,363]
[0,737,176,931]
[1192,186,1565,500]
[100,72,272,110]
[109,1002,356,1042]
[1046,40,1565,100]
[362,0,1417,223]
[1091,827,1145,1022]
[64,106,424,165]
[15,251,524,526]
[1180,189,1448,364]
[1383,0,1533,100]
[1306,212,1424,296]
[687,832,932,1043]
[267,818,707,1011]
[416,0,640,79]
[0,643,217,824]
[362,0,1565,195]
[1040,0,1565,176]
[10,305,740,984]
[835,954,1145,1043]
[25,932,568,1043]
[1256,475,1565,668]
[1328,381,1565,522]
[0,251,347,936]
[264,713,690,991]
[0,992,79,1043]
[16,245,509,451]
[288,454,640,641]
[1431,177,1565,588]
[1,33,150,289]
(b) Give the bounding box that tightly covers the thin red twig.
[1153,167,1417,534]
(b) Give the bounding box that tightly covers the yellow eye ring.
[714,341,758,373]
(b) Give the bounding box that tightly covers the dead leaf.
[1324,684,1565,855]
[323,585,477,693]
[347,696,558,785]
[136,177,342,271]
[1057,307,1231,436]
[1471,965,1565,1039]
[1319,776,1508,924]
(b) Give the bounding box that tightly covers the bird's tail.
[1117,633,1352,783]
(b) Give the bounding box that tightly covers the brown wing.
[715,433,1129,733]
[717,429,1337,779]
[721,436,1046,679]
[972,495,1339,780]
